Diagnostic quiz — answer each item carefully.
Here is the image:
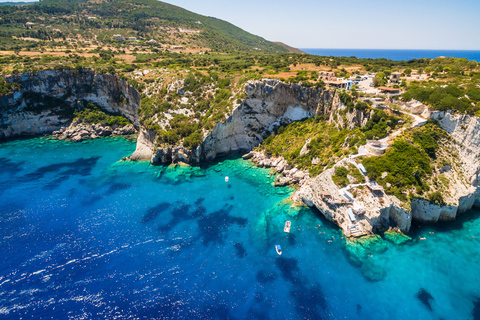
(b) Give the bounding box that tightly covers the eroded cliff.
[0,69,140,139]
[148,80,332,164]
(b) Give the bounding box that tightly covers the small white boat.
[225,176,229,182]
[275,245,282,255]
[284,221,291,233]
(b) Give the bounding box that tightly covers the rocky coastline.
[3,69,480,239]
[52,120,136,142]
[242,150,310,187]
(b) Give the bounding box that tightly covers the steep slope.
[0,0,287,53]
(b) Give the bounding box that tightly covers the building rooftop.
[378,87,401,92]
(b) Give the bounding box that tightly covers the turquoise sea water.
[0,137,479,319]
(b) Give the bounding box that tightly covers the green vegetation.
[332,164,365,188]
[261,117,361,176]
[74,102,130,126]
[0,77,21,97]
[403,83,480,115]
[428,191,446,207]
[362,123,448,201]
[332,166,349,188]
[0,0,287,53]
[362,110,399,140]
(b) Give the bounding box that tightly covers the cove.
[0,137,478,319]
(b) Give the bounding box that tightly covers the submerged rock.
[416,288,434,311]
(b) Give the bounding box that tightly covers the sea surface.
[0,137,479,319]
[301,48,480,61]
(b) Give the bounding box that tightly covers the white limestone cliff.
[0,69,140,139]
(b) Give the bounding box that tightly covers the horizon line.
[298,48,480,51]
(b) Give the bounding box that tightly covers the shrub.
[74,102,130,126]
[332,166,349,188]
[428,191,445,206]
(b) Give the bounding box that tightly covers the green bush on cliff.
[362,139,432,200]
[74,102,130,126]
[332,166,349,188]
[428,191,446,206]
[0,77,21,97]
[362,110,399,141]
[260,117,363,176]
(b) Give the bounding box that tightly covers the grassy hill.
[0,0,287,53]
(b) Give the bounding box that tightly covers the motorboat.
[284,221,291,233]
[275,245,282,255]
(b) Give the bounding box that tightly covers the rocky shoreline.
[52,120,136,142]
[243,150,310,187]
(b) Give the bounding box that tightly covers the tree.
[404,68,412,76]
[468,60,477,70]
[372,76,384,87]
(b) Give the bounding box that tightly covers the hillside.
[0,0,288,53]
[274,42,307,54]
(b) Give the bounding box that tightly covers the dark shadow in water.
[158,203,192,231]
[156,198,208,233]
[106,182,131,195]
[234,242,247,258]
[256,270,277,285]
[287,233,296,246]
[275,257,302,285]
[18,157,100,188]
[290,285,327,320]
[142,202,171,224]
[416,288,434,311]
[275,256,328,318]
[0,157,24,176]
[43,175,70,190]
[473,297,480,320]
[357,304,362,314]
[82,194,105,206]
[197,204,247,246]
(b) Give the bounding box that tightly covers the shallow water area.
[0,137,479,319]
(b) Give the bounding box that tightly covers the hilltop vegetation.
[0,0,286,53]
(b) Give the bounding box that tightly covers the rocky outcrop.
[129,129,156,161]
[0,69,140,139]
[329,91,371,130]
[52,120,136,142]
[152,79,330,164]
[292,162,411,237]
[244,151,310,187]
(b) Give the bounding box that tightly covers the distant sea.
[301,48,480,61]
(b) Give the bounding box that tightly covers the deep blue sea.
[0,137,479,319]
[301,48,480,61]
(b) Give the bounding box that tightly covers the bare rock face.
[129,129,156,161]
[0,69,140,139]
[151,79,327,164]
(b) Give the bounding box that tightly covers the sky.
[162,0,480,50]
[1,0,478,49]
